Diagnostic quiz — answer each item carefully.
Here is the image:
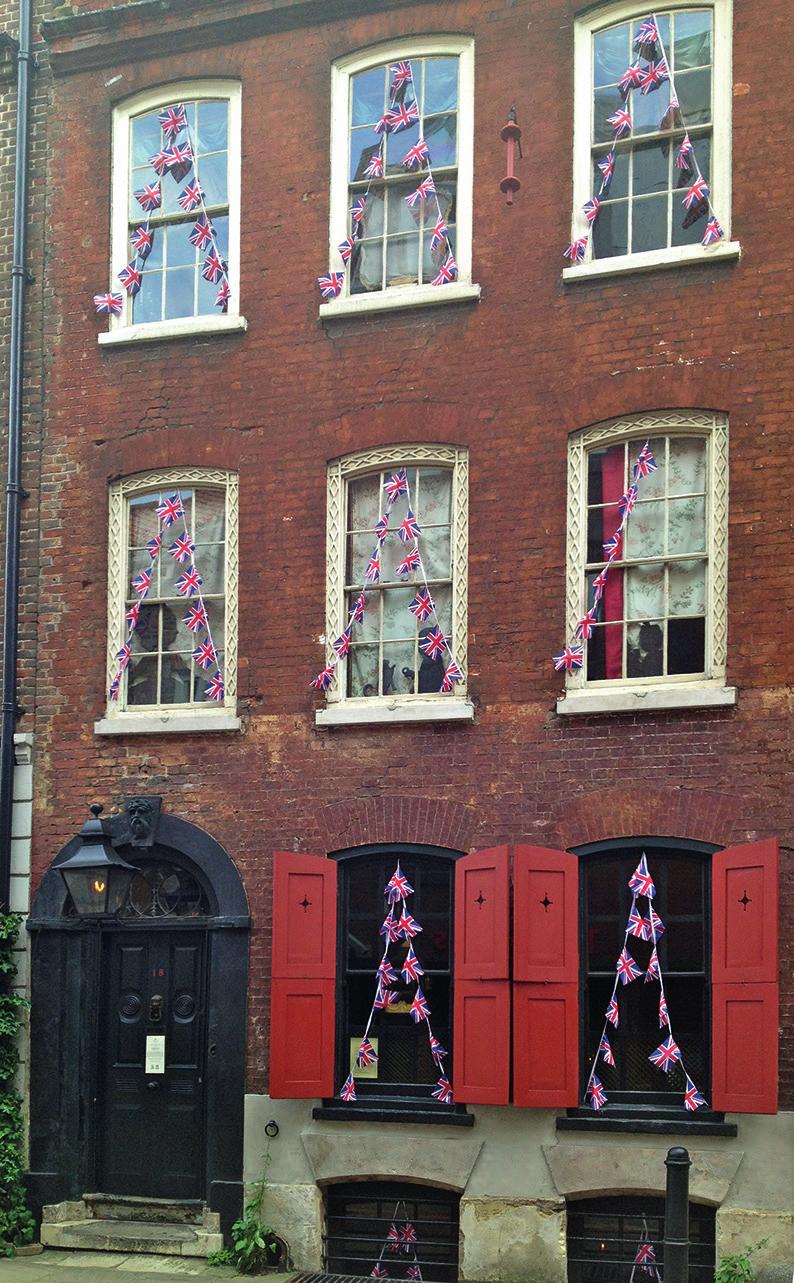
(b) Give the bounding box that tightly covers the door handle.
[146,1080,161,1090]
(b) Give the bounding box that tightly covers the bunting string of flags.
[564,11,724,267]
[584,855,708,1113]
[317,58,458,300]
[107,490,225,705]
[629,1219,663,1283]
[553,439,657,673]
[338,863,452,1108]
[94,102,232,318]
[311,468,464,696]
[368,1200,424,1281]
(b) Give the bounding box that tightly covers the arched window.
[326,1180,460,1283]
[567,1195,715,1282]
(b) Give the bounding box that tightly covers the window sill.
[556,683,737,717]
[562,240,741,284]
[316,698,475,727]
[98,313,248,346]
[557,1114,737,1137]
[95,709,241,735]
[319,282,481,321]
[313,1105,474,1126]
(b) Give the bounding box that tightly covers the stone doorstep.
[82,1194,211,1228]
[39,1218,224,1259]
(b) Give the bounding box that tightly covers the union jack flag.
[379,960,398,984]
[431,216,448,252]
[116,642,132,670]
[432,1078,453,1104]
[131,568,151,594]
[401,946,424,983]
[430,1035,448,1064]
[563,237,589,264]
[318,272,345,299]
[608,106,632,138]
[177,179,205,212]
[350,592,366,623]
[676,133,694,171]
[598,150,616,189]
[619,63,645,98]
[350,196,367,225]
[176,567,203,596]
[149,149,172,176]
[375,514,389,542]
[616,947,642,985]
[134,183,161,212]
[370,1266,388,1279]
[648,907,665,938]
[205,670,225,701]
[93,291,124,316]
[338,237,356,264]
[182,603,208,633]
[628,907,651,941]
[390,61,414,94]
[126,600,142,627]
[576,610,596,643]
[603,531,622,560]
[634,443,658,478]
[649,1035,681,1071]
[599,1033,615,1066]
[169,533,195,564]
[628,855,656,899]
[158,103,186,139]
[163,141,193,173]
[405,178,436,207]
[310,665,336,691]
[340,1074,357,1102]
[189,216,215,249]
[364,152,384,178]
[634,18,660,50]
[619,484,638,517]
[553,644,584,672]
[379,914,402,943]
[432,254,458,286]
[659,993,670,1027]
[588,1075,607,1110]
[365,552,381,583]
[216,280,231,311]
[420,626,446,659]
[402,138,430,170]
[441,660,463,691]
[387,101,419,133]
[583,197,600,223]
[398,911,422,939]
[387,1225,402,1252]
[410,986,430,1022]
[130,222,153,259]
[398,508,421,543]
[156,494,184,527]
[374,112,394,136]
[202,250,226,284]
[606,997,619,1027]
[333,627,352,658]
[683,176,709,209]
[639,60,669,94]
[400,1224,418,1249]
[592,567,609,595]
[374,983,399,1009]
[660,93,681,131]
[635,1242,656,1265]
[684,1076,707,1111]
[702,217,724,247]
[118,262,142,296]
[396,548,422,577]
[645,947,661,983]
[384,469,408,500]
[356,1038,378,1068]
[386,864,414,900]
[193,640,216,669]
[406,1268,422,1282]
[108,676,121,700]
[409,588,434,622]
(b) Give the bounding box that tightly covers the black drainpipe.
[0,0,34,911]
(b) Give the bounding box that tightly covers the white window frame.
[101,80,246,346]
[317,444,473,726]
[95,467,240,735]
[320,37,480,320]
[557,412,736,716]
[565,0,740,283]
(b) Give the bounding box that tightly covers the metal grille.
[324,1182,459,1283]
[567,1196,715,1283]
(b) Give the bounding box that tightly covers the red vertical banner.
[453,847,510,1104]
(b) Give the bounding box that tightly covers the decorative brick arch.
[317,796,475,855]
[553,785,743,851]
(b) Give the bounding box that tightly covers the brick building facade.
[1,0,791,1277]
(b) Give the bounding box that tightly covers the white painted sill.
[95,709,241,735]
[556,683,737,717]
[562,240,741,284]
[320,282,481,321]
[98,313,248,346]
[316,698,475,727]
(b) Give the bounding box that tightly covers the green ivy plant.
[208,1141,286,1274]
[715,1238,770,1283]
[0,911,34,1256]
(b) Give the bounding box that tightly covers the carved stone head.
[120,796,162,848]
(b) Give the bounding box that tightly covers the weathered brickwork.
[6,0,792,1114]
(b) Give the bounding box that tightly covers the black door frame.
[26,811,249,1239]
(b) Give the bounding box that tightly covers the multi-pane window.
[567,1196,715,1282]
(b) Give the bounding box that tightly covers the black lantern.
[59,804,139,917]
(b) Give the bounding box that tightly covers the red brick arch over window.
[317,796,476,856]
[553,786,743,851]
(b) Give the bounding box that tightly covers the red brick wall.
[22,0,794,1105]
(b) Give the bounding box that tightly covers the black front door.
[97,929,206,1198]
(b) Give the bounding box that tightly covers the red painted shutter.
[453,847,510,1104]
[513,846,579,1107]
[269,852,337,1099]
[712,840,778,1114]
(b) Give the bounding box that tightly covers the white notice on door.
[145,1035,166,1074]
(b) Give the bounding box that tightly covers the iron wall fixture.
[58,804,139,917]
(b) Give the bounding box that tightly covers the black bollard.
[664,1146,691,1283]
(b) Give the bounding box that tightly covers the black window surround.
[567,1194,715,1283]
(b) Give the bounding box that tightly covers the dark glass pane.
[385,120,420,172]
[626,621,664,678]
[633,82,671,136]
[593,86,623,144]
[592,199,628,258]
[352,66,386,127]
[127,653,158,704]
[423,57,458,115]
[348,643,379,697]
[161,653,192,703]
[587,859,623,915]
[665,919,703,970]
[423,113,457,168]
[350,239,383,294]
[592,152,629,201]
[593,23,630,88]
[631,194,667,253]
[665,860,702,915]
[676,67,712,125]
[674,10,712,69]
[632,140,669,196]
[586,622,623,681]
[350,128,381,182]
[667,616,705,674]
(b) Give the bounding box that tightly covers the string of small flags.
[584,855,708,1113]
[317,58,458,301]
[338,863,453,1108]
[107,490,225,705]
[94,102,231,318]
[564,11,724,267]
[629,1220,663,1283]
[553,439,657,673]
[369,1200,423,1281]
[310,467,464,696]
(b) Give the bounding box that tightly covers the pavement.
[2,1248,297,1283]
